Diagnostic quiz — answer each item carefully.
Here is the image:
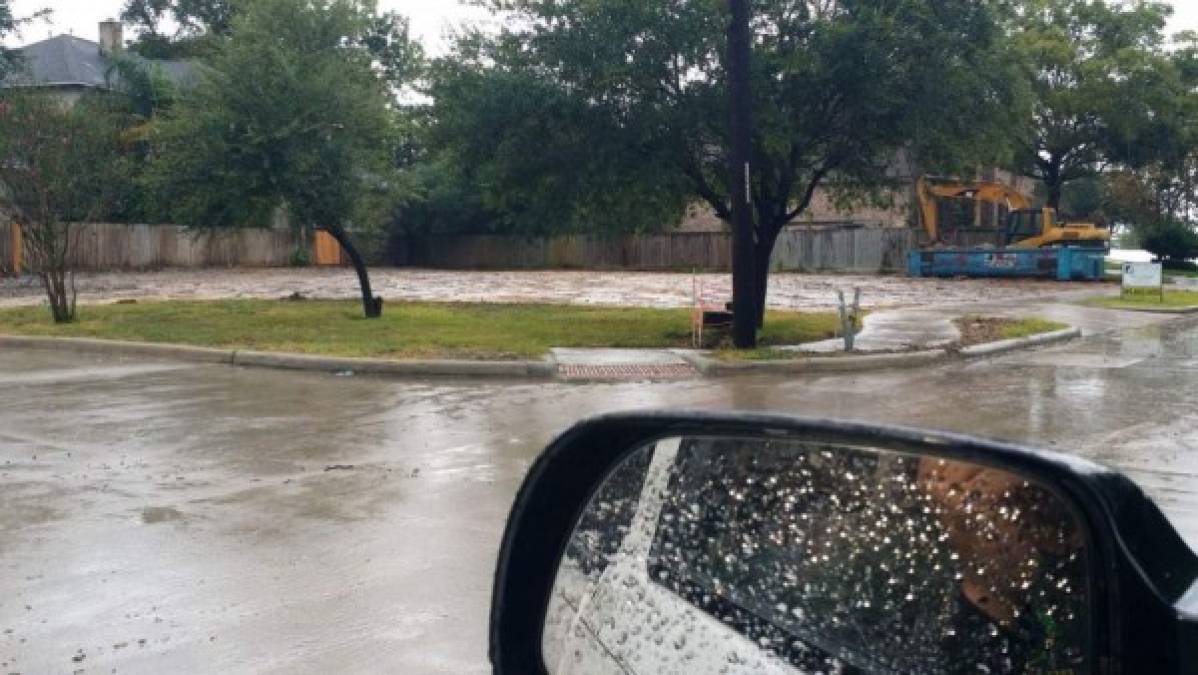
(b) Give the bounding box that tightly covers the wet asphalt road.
[2,315,1197,674]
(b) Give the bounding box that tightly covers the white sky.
[4,0,1197,50]
[2,1,493,52]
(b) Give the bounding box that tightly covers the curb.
[0,335,556,380]
[0,335,235,364]
[0,325,1083,381]
[678,327,1084,376]
[677,348,949,376]
[232,350,556,379]
[1095,305,1198,315]
[958,327,1082,358]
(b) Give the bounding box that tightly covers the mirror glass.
[543,436,1091,674]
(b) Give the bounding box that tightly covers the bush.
[288,246,311,268]
[1136,219,1198,264]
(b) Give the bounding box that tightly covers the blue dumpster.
[908,247,1105,282]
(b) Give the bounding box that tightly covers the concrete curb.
[232,350,556,379]
[0,335,556,380]
[958,327,1082,358]
[678,326,1085,376]
[0,324,1083,381]
[0,335,235,364]
[1098,305,1198,315]
[677,348,949,376]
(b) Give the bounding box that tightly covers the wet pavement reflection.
[1,316,1196,673]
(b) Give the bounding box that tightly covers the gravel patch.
[0,267,1093,311]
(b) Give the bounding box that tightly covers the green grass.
[1166,268,1198,280]
[1082,289,1198,311]
[0,300,844,360]
[993,317,1070,340]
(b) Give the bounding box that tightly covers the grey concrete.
[232,350,555,380]
[0,335,235,364]
[958,327,1082,357]
[680,348,949,376]
[0,337,557,380]
[3,315,1198,673]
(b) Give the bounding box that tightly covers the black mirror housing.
[490,411,1198,674]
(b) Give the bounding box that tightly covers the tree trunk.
[1044,159,1063,211]
[1046,181,1063,211]
[726,0,757,349]
[752,230,779,329]
[324,224,383,319]
[40,268,74,323]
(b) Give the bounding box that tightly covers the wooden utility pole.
[727,0,757,348]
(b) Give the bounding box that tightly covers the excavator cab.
[917,177,1109,251]
[1004,209,1045,245]
[1003,208,1110,250]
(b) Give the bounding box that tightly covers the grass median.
[0,299,845,361]
[1082,290,1198,311]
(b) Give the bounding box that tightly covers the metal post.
[838,288,862,352]
[727,0,756,349]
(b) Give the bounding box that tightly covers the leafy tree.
[0,1,16,78]
[1136,219,1198,265]
[0,1,50,80]
[430,0,1023,330]
[146,0,418,318]
[0,93,135,322]
[1010,0,1174,209]
[121,0,234,58]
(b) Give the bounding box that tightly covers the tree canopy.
[0,92,136,322]
[145,0,421,317]
[121,0,234,58]
[427,0,1025,316]
[1009,0,1178,209]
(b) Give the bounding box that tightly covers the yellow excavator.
[916,177,1110,250]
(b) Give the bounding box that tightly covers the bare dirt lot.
[0,267,1096,311]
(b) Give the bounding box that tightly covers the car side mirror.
[490,412,1198,674]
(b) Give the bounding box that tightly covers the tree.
[430,0,1022,336]
[1010,0,1174,209]
[1,1,50,81]
[1137,219,1198,265]
[145,0,418,318]
[121,0,234,58]
[0,93,134,322]
[0,1,17,79]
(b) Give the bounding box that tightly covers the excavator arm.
[915,177,1032,244]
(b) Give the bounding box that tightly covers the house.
[0,20,197,104]
[678,154,1037,244]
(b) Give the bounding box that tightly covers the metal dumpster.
[908,246,1106,282]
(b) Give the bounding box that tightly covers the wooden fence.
[393,226,919,273]
[0,222,308,274]
[1,222,948,275]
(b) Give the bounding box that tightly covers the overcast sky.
[4,0,1198,51]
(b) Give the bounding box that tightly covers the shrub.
[1136,219,1198,264]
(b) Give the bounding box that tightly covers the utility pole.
[727,0,756,348]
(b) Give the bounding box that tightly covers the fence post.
[10,223,21,275]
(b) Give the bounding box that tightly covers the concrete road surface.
[2,316,1197,673]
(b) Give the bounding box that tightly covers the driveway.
[2,313,1196,673]
[0,267,1104,311]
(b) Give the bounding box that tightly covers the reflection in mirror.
[543,436,1090,674]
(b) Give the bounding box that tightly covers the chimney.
[99,20,123,54]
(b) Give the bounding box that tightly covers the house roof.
[2,34,197,90]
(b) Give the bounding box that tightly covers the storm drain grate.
[559,363,699,381]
